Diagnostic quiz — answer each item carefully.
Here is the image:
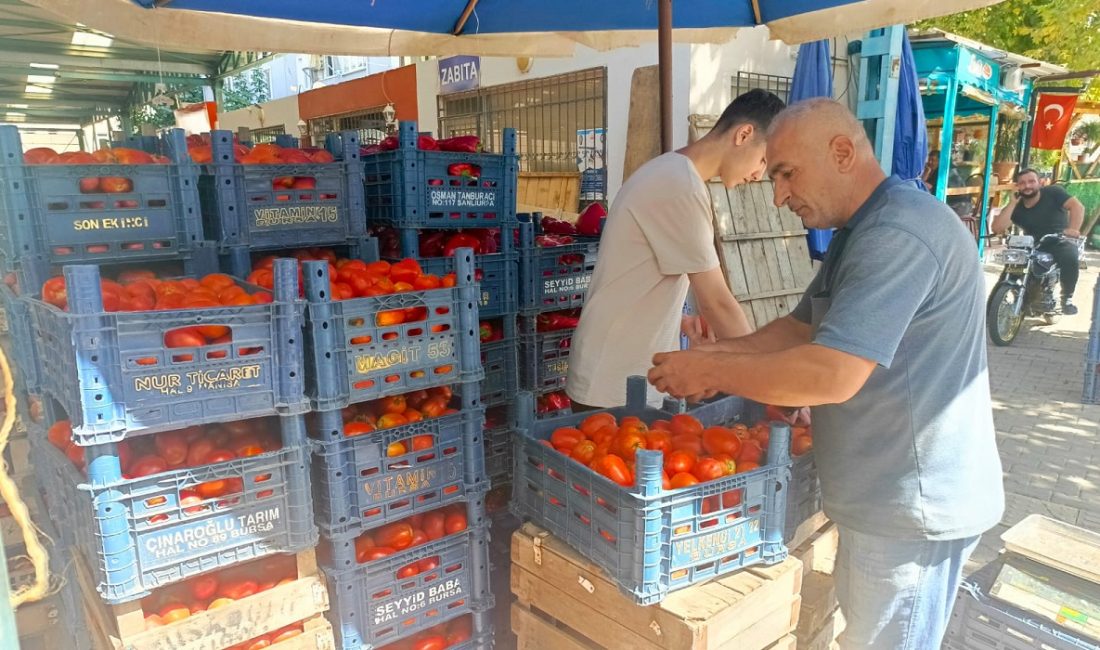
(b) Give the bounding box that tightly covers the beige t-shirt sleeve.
[631,187,721,276]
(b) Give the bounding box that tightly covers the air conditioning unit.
[1002,67,1025,92]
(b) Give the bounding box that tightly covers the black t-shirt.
[1011,185,1070,239]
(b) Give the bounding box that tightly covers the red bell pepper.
[418,135,439,151]
[437,135,480,153]
[576,202,607,237]
[536,310,581,332]
[447,162,480,180]
[540,216,578,236]
[466,228,499,254]
[419,231,448,258]
[535,234,575,248]
[377,136,399,151]
[443,233,482,257]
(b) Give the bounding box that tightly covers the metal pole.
[659,0,673,153]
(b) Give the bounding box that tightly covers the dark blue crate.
[302,250,483,411]
[480,315,518,408]
[0,282,37,392]
[200,130,368,277]
[29,414,317,604]
[518,220,599,312]
[319,523,494,650]
[784,453,821,543]
[510,376,791,605]
[362,122,518,227]
[0,126,205,266]
[518,313,574,394]
[24,259,307,445]
[483,404,515,487]
[309,384,488,539]
[943,559,1100,650]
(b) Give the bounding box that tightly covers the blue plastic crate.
[200,130,368,277]
[510,376,791,605]
[785,452,821,543]
[0,126,205,266]
[518,313,575,394]
[0,282,37,392]
[484,404,515,487]
[362,122,518,227]
[28,414,317,604]
[480,315,518,408]
[943,559,1100,650]
[302,250,483,411]
[518,219,599,312]
[319,523,494,650]
[24,259,307,445]
[309,383,488,539]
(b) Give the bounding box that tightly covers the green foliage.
[918,0,1099,99]
[128,68,271,131]
[994,119,1023,162]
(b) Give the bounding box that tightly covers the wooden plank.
[720,231,809,242]
[623,65,661,183]
[765,635,798,650]
[75,551,329,650]
[795,607,844,650]
[513,601,600,650]
[268,616,336,650]
[792,522,838,577]
[1001,514,1100,585]
[795,572,837,639]
[511,524,802,650]
[786,512,830,554]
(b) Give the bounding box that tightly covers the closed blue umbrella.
[892,31,929,189]
[789,40,835,260]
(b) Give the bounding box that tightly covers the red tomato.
[375,522,414,550]
[360,547,395,563]
[593,454,632,486]
[396,562,421,579]
[411,636,447,650]
[613,431,647,460]
[218,580,258,600]
[792,435,813,457]
[46,420,72,449]
[692,457,726,482]
[444,510,468,535]
[190,575,219,601]
[645,430,672,454]
[422,511,446,541]
[185,439,217,467]
[670,472,700,489]
[736,460,761,474]
[154,431,189,466]
[164,327,206,349]
[669,414,704,438]
[664,450,696,476]
[738,441,763,464]
[702,427,742,458]
[549,427,585,452]
[571,440,597,465]
[129,455,168,478]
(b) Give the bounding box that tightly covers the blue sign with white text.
[439,56,480,94]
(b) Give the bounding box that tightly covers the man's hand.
[1064,228,1081,238]
[681,315,716,347]
[648,350,717,401]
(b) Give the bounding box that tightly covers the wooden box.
[991,554,1100,642]
[511,523,802,650]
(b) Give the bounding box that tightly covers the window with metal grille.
[308,108,391,146]
[250,125,286,144]
[732,72,792,103]
[437,68,607,173]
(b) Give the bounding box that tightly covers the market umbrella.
[788,40,835,260]
[892,30,929,189]
[28,0,1008,152]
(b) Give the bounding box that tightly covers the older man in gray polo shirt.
[648,98,1004,649]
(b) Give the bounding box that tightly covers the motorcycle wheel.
[987,283,1024,346]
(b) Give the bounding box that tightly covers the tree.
[128,68,271,130]
[918,0,1099,98]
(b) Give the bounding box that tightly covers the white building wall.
[217,96,301,134]
[690,28,799,117]
[415,59,441,136]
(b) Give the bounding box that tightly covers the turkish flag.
[1031,93,1079,150]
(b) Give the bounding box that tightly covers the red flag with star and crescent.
[1031,93,1079,150]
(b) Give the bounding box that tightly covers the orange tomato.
[550,427,585,452]
[200,273,236,292]
[692,457,726,482]
[738,440,763,464]
[411,435,434,451]
[377,413,409,429]
[344,421,376,437]
[671,435,704,456]
[669,414,704,438]
[380,395,406,414]
[702,427,742,458]
[613,431,647,460]
[159,603,191,624]
[651,419,672,431]
[670,472,700,489]
[386,441,407,457]
[665,450,696,475]
[713,453,737,475]
[791,434,813,457]
[593,454,632,486]
[579,412,616,436]
[377,309,406,326]
[645,430,672,454]
[736,460,761,474]
[571,440,598,465]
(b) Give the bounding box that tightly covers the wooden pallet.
[511,523,802,650]
[790,520,838,578]
[74,549,333,650]
[709,180,815,329]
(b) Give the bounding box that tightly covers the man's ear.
[830,135,857,172]
[733,124,755,146]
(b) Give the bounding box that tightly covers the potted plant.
[1071,121,1100,162]
[993,120,1022,183]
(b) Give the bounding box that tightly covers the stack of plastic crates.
[1084,275,1099,405]
[302,250,495,649]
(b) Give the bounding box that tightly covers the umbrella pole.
[659,0,673,153]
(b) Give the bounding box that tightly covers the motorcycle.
[986,233,1079,346]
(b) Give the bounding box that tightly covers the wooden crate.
[791,521,838,578]
[796,607,844,650]
[75,549,333,650]
[518,172,581,216]
[511,523,802,650]
[709,180,815,330]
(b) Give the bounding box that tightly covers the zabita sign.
[439,55,480,94]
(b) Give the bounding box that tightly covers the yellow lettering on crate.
[362,468,436,502]
[253,206,340,228]
[73,217,151,231]
[133,374,184,395]
[186,365,262,390]
[355,348,421,374]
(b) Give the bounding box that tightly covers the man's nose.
[772,181,789,207]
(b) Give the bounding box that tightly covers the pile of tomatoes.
[353,503,469,570]
[376,615,474,650]
[547,413,772,490]
[378,615,473,650]
[48,418,281,506]
[22,146,168,195]
[39,270,271,313]
[187,138,337,193]
[341,386,458,446]
[140,554,299,634]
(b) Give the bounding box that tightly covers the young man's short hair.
[712,89,786,136]
[1015,168,1041,182]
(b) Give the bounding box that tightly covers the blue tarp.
[136,0,861,33]
[892,31,929,189]
[789,40,835,260]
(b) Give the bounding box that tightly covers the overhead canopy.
[0,0,221,125]
[26,0,1005,56]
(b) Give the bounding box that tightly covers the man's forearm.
[991,200,1016,234]
[699,315,812,354]
[694,344,866,406]
[1068,199,1085,232]
[696,294,754,339]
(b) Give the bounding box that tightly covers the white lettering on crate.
[371,578,465,625]
[428,189,496,209]
[542,274,591,293]
[671,519,759,564]
[140,506,282,561]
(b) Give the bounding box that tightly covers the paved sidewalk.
[967,252,1100,572]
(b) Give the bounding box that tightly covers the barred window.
[732,72,792,103]
[309,108,391,146]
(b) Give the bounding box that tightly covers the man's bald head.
[765,98,886,229]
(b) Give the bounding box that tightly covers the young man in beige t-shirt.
[567,89,786,408]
